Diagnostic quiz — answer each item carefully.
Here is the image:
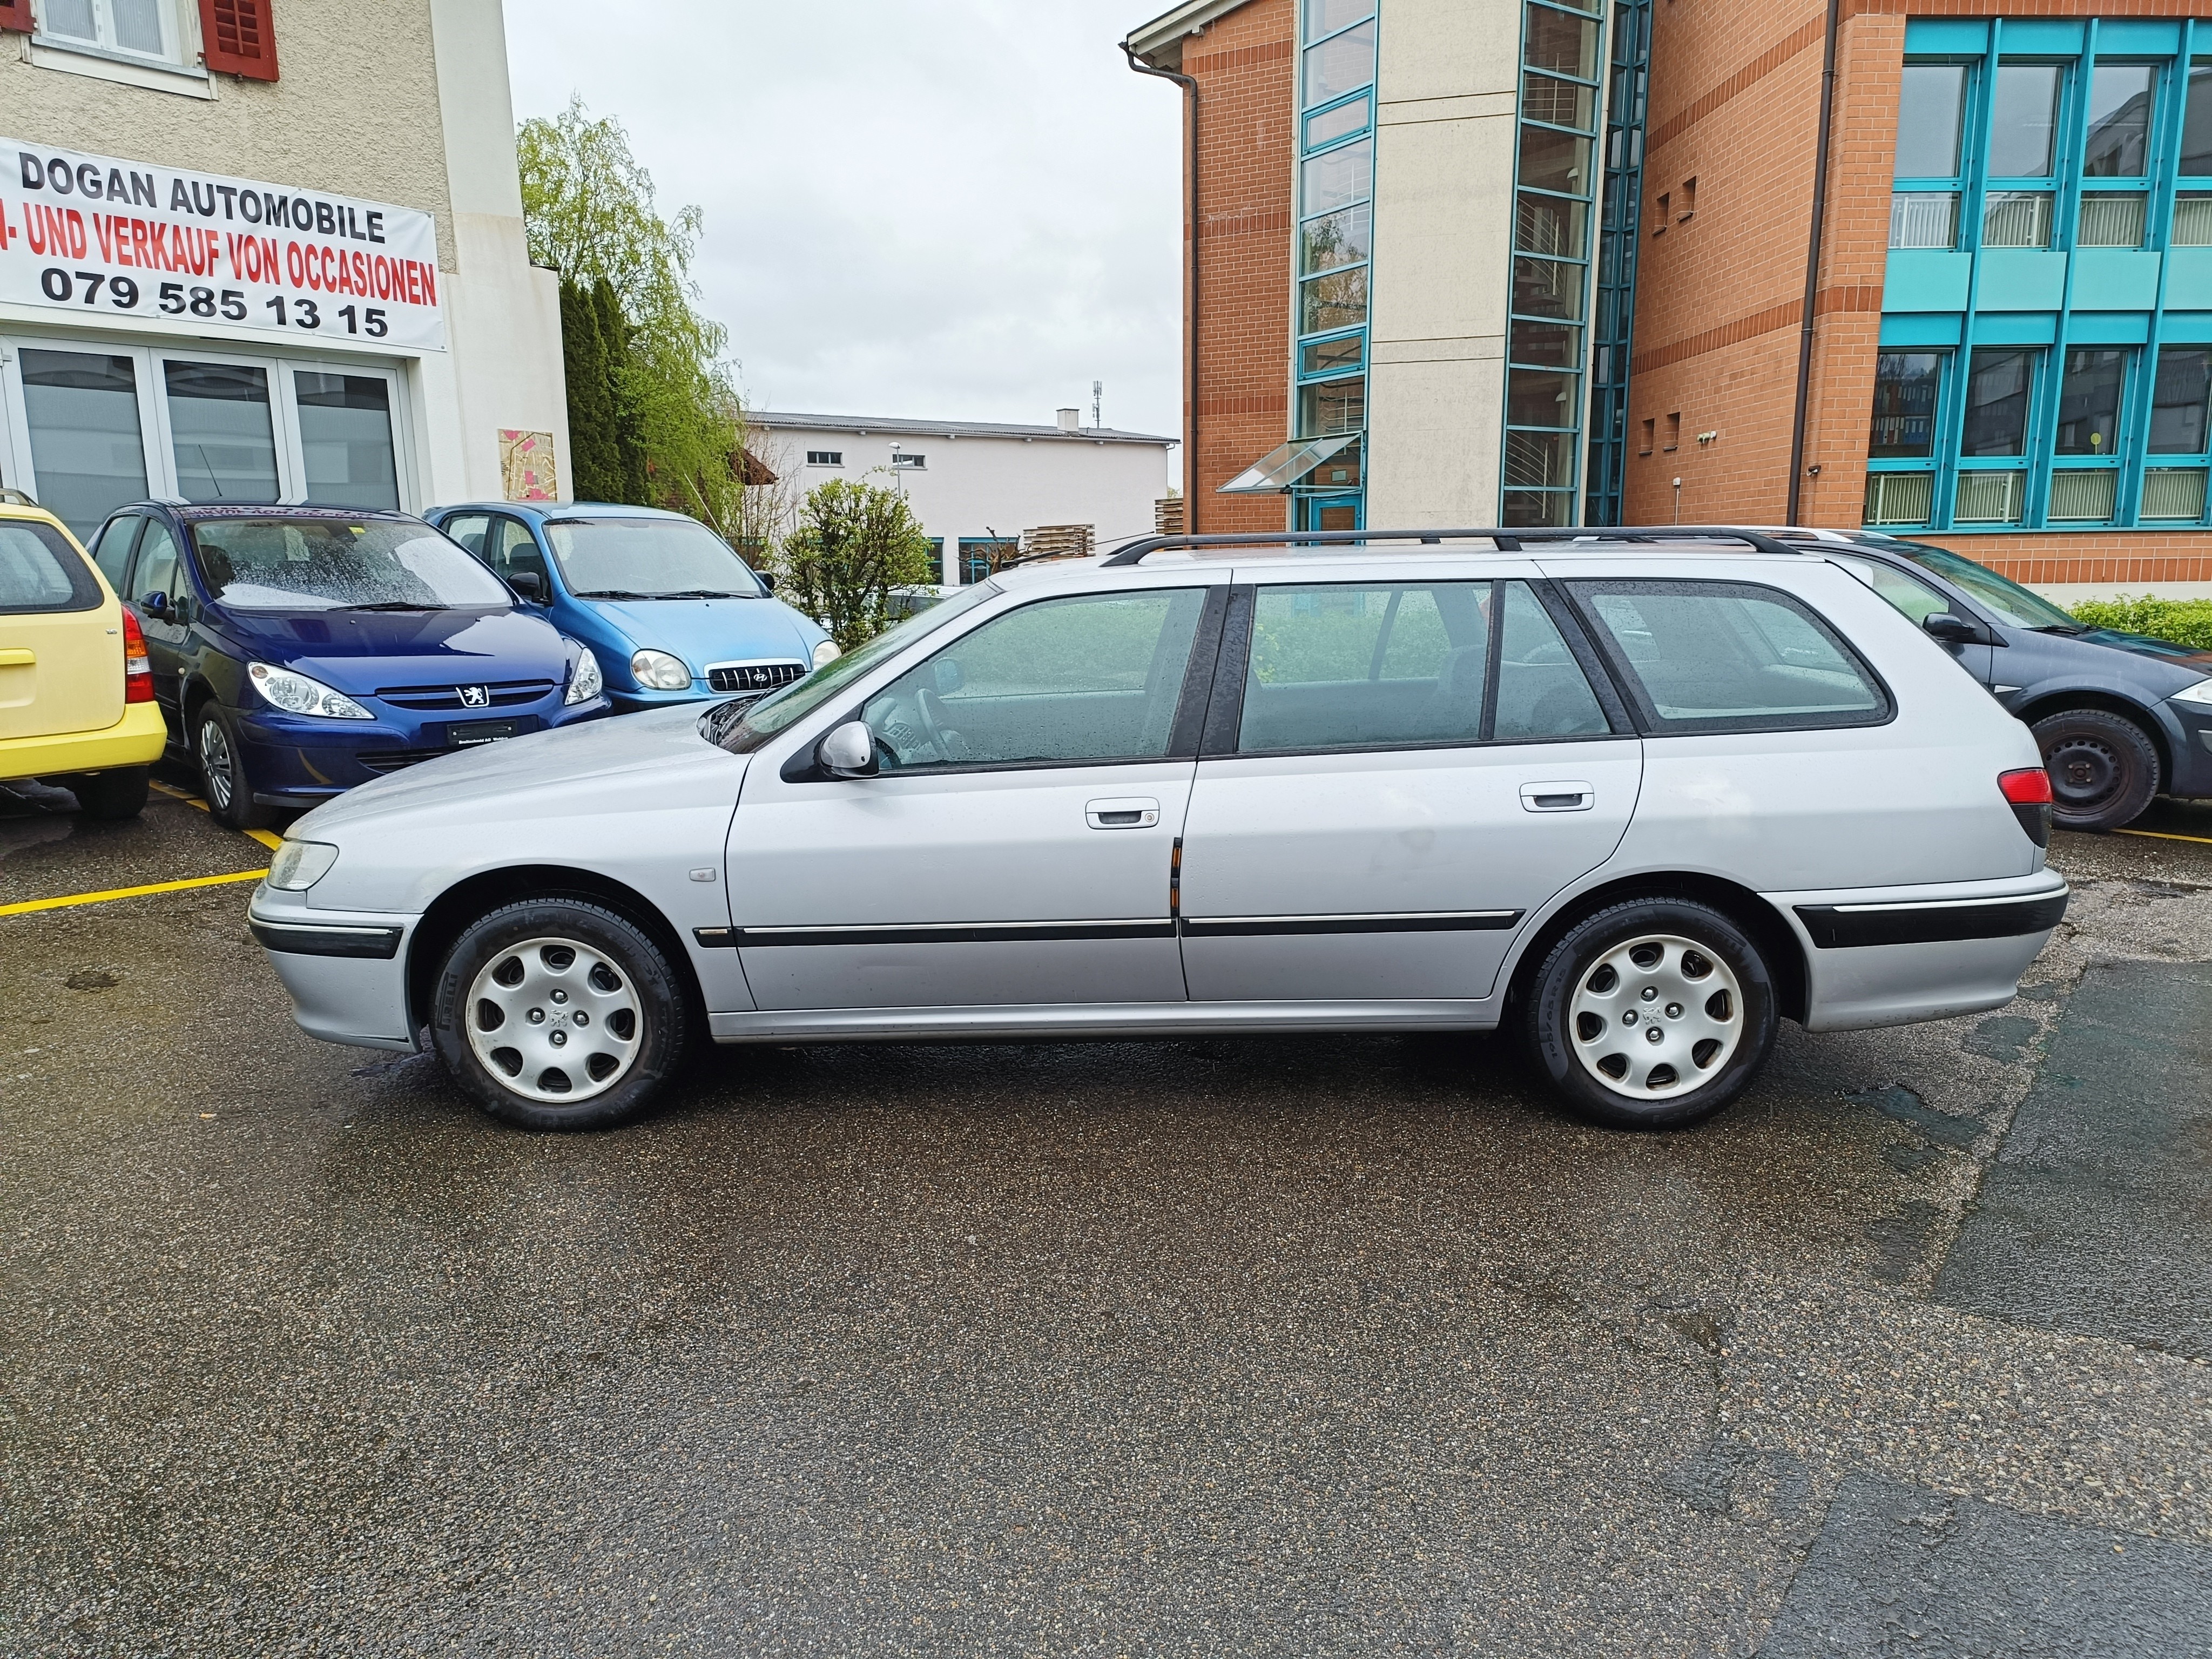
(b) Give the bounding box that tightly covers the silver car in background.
[248,528,2067,1132]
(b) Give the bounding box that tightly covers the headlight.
[630,648,692,691]
[812,639,843,669]
[248,661,373,719]
[2173,677,2212,708]
[564,647,604,705]
[266,839,339,891]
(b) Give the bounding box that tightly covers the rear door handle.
[1520,781,1594,813]
[1086,797,1161,830]
[0,649,33,667]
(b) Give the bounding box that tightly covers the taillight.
[2000,767,2052,846]
[121,608,154,704]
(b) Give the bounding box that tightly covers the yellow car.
[0,493,168,818]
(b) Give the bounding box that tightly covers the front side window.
[865,589,1208,770]
[542,518,765,599]
[1830,555,1952,626]
[488,517,549,588]
[1573,580,1888,732]
[129,518,181,608]
[1891,542,2083,630]
[187,518,512,611]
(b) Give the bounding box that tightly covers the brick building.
[1125,1,2212,595]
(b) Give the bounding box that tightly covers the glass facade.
[1586,0,1651,525]
[1292,0,1376,531]
[1871,18,2212,530]
[1503,0,1605,526]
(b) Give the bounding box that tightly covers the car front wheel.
[195,706,274,831]
[2032,708,2157,833]
[1523,898,1779,1130]
[430,898,690,1130]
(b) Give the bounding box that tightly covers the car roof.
[429,500,698,523]
[163,503,426,523]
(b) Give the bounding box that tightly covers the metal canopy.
[1217,433,1359,494]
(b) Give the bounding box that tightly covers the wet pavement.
[2,772,2210,1656]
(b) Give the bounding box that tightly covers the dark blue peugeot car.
[84,504,609,830]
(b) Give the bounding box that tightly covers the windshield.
[544,518,766,598]
[1887,542,2081,631]
[710,584,996,753]
[190,518,511,611]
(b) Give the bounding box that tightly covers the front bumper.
[7,700,168,784]
[236,695,611,807]
[1769,871,2070,1032]
[2161,700,2212,798]
[248,886,420,1050]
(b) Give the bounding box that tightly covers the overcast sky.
[504,2,1184,453]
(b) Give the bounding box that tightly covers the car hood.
[293,702,739,837]
[211,604,573,692]
[581,596,818,666]
[2071,628,2212,676]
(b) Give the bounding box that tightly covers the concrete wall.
[1364,0,1520,528]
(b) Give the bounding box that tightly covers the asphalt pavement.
[3,773,2209,1657]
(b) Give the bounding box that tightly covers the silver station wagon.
[249,528,2068,1132]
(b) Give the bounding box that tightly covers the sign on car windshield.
[1,139,445,352]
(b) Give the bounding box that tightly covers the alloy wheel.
[198,718,236,812]
[1567,933,1743,1101]
[464,936,644,1104]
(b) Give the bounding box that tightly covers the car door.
[728,577,1224,1010]
[1177,569,1642,1003]
[123,515,191,720]
[485,515,552,605]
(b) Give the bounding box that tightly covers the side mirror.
[509,571,545,602]
[757,570,777,593]
[140,591,170,619]
[1923,611,1979,644]
[817,720,878,778]
[933,658,965,694]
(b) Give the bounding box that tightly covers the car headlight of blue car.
[630,648,692,691]
[813,639,842,669]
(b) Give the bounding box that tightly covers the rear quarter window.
[0,520,101,615]
[1569,578,1892,734]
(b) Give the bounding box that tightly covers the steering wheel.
[913,686,957,763]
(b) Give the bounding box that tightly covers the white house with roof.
[746,409,1177,587]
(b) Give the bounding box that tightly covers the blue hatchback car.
[84,503,610,830]
[423,502,836,712]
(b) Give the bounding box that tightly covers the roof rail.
[1098,525,1813,567]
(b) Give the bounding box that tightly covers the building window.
[1586,0,1651,525]
[891,451,926,470]
[1290,0,1377,531]
[1502,0,1603,528]
[957,537,1017,585]
[37,0,184,63]
[1870,353,1943,460]
[806,450,842,466]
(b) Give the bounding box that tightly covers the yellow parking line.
[0,867,267,917]
[2114,827,2212,848]
[149,778,283,848]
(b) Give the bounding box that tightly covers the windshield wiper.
[571,589,658,600]
[658,589,756,599]
[2029,623,2087,636]
[334,600,449,612]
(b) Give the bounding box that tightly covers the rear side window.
[1235,580,1615,753]
[90,515,140,590]
[0,520,100,614]
[1570,579,1890,732]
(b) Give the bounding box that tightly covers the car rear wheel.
[68,767,149,820]
[430,898,690,1130]
[195,706,274,832]
[1523,898,1779,1130]
[2032,708,2157,833]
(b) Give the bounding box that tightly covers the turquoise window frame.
[1502,0,1604,528]
[1585,0,1648,527]
[1291,2,1377,526]
[1872,17,2212,530]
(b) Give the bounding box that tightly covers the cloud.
[505,1,1184,450]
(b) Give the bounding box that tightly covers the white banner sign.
[0,138,446,352]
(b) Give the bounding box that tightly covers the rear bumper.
[249,889,420,1051]
[1768,872,2070,1032]
[6,702,169,783]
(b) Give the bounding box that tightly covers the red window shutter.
[0,0,34,34]
[197,0,278,80]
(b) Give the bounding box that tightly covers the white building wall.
[1364,0,1521,528]
[751,421,1174,578]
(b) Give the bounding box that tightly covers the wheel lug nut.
[1623,1010,1638,1026]
[551,989,569,1004]
[1640,987,1657,1002]
[550,1029,568,1047]
[573,1011,590,1028]
[1667,1003,1683,1019]
[527,1008,546,1024]
[1645,1026,1664,1044]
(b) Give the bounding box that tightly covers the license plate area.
[447,719,520,747]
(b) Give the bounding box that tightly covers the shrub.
[2067,595,2212,651]
[778,477,939,651]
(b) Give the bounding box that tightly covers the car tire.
[1523,897,1779,1131]
[194,705,275,832]
[69,766,149,820]
[430,898,690,1131]
[2032,708,2158,833]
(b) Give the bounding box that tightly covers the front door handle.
[1086,797,1161,830]
[1520,781,1594,813]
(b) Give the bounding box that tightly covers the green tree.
[558,278,618,501]
[779,476,938,651]
[520,98,742,529]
